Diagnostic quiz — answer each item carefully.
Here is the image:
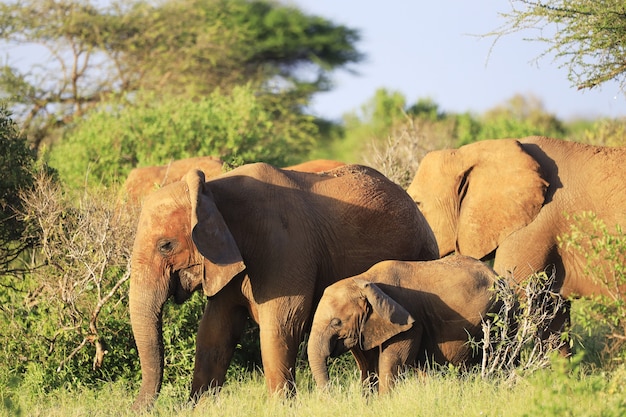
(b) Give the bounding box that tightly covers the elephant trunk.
[307,328,332,389]
[129,273,169,411]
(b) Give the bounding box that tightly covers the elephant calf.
[307,254,501,394]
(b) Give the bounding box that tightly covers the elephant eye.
[157,239,176,255]
[330,318,342,328]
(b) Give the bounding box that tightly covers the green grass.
[3,300,625,417]
[3,358,626,417]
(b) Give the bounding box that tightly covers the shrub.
[0,104,37,274]
[478,271,566,382]
[49,85,318,190]
[362,117,455,188]
[580,118,626,146]
[2,173,266,392]
[1,173,138,389]
[558,211,626,363]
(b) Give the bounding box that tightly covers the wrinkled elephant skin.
[406,136,626,348]
[129,162,439,410]
[308,255,500,394]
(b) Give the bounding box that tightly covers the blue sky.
[291,0,626,122]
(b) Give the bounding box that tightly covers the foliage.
[0,172,138,390]
[48,85,318,190]
[5,356,626,416]
[0,0,362,151]
[466,93,567,145]
[580,117,626,146]
[342,90,569,170]
[558,211,626,362]
[478,271,567,381]
[0,104,37,274]
[337,88,454,164]
[489,0,626,92]
[0,171,267,395]
[363,117,455,188]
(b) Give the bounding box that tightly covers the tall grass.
[4,357,626,417]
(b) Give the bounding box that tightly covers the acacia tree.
[490,0,626,92]
[0,0,363,150]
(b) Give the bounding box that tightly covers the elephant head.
[406,139,548,259]
[307,278,414,389]
[129,169,245,410]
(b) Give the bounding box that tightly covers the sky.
[289,0,626,122]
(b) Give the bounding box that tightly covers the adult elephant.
[406,136,626,342]
[308,255,501,394]
[129,163,439,410]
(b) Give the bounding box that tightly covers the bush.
[49,85,318,190]
[478,271,567,382]
[1,173,268,393]
[558,211,626,363]
[0,104,37,273]
[580,118,626,146]
[362,117,455,188]
[0,173,138,389]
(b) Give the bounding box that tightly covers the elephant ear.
[456,139,548,259]
[185,170,246,297]
[355,278,415,351]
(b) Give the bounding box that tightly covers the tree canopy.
[0,0,363,150]
[490,0,626,92]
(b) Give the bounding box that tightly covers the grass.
[3,285,625,416]
[4,356,626,417]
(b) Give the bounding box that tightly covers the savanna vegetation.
[1,0,625,415]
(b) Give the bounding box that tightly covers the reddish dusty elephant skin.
[406,136,626,350]
[283,159,346,173]
[129,162,438,410]
[308,255,501,394]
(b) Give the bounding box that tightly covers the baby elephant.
[307,255,501,393]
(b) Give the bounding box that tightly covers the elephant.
[283,159,346,173]
[406,136,626,347]
[129,162,439,410]
[307,254,501,394]
[119,156,225,207]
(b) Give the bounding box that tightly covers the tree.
[0,104,36,275]
[0,0,363,150]
[489,0,626,92]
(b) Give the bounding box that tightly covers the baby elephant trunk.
[307,328,333,389]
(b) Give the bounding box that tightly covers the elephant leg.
[257,300,310,396]
[495,234,572,356]
[377,338,415,395]
[351,347,379,393]
[190,297,248,402]
[543,299,572,356]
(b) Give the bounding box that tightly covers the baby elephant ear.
[185,169,246,297]
[354,278,415,351]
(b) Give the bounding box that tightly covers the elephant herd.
[125,137,626,410]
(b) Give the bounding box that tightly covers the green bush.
[0,173,268,393]
[558,211,626,363]
[49,85,318,190]
[0,104,37,272]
